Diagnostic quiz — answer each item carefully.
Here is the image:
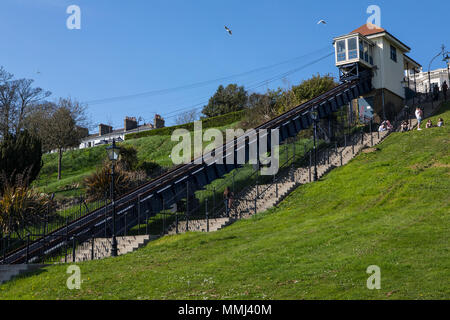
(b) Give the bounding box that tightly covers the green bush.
[0,130,43,192]
[125,110,244,140]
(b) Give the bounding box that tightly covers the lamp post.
[428,45,446,108]
[106,139,120,257]
[310,108,319,182]
[443,52,450,85]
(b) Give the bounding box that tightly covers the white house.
[333,23,422,121]
[79,115,165,149]
[406,67,449,94]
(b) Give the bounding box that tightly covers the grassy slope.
[2,104,449,300]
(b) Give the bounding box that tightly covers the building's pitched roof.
[352,23,385,36]
[351,23,410,52]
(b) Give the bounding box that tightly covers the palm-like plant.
[84,162,132,202]
[0,185,51,237]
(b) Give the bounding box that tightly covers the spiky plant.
[0,185,52,237]
[84,162,133,202]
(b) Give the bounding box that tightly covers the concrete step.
[64,235,151,263]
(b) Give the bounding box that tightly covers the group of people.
[433,81,448,101]
[415,106,445,131]
[378,120,393,132]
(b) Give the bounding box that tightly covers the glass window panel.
[337,40,346,62]
[348,38,357,59]
[359,40,364,59]
[364,42,369,62]
[390,45,397,62]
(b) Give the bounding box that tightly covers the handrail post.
[72,236,76,263]
[91,232,95,261]
[205,199,209,232]
[309,151,312,183]
[2,235,6,264]
[137,195,141,236]
[370,120,374,146]
[146,210,149,235]
[26,234,30,264]
[186,181,189,232]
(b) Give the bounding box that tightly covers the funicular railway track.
[2,72,372,264]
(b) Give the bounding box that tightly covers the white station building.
[333,23,422,122]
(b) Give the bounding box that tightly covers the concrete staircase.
[64,235,151,263]
[166,217,233,235]
[0,264,45,285]
[230,129,391,218]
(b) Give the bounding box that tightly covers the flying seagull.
[317,20,327,25]
[224,26,232,35]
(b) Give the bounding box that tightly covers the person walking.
[223,187,234,217]
[415,107,423,131]
[443,81,448,101]
[434,84,440,101]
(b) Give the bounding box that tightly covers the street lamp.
[428,45,446,108]
[309,108,319,182]
[106,138,120,257]
[443,52,450,85]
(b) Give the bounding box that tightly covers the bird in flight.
[224,26,232,35]
[317,20,327,25]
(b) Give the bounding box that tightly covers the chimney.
[154,114,165,129]
[98,124,113,136]
[124,116,138,132]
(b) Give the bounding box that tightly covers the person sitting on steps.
[400,121,409,132]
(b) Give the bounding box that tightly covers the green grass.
[2,103,449,300]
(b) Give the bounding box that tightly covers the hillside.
[2,103,449,300]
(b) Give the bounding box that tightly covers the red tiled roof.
[352,23,385,36]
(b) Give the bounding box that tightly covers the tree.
[0,67,51,139]
[0,130,43,192]
[28,98,88,180]
[175,109,199,125]
[291,74,338,105]
[202,84,248,118]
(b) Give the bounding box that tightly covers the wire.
[159,51,334,121]
[85,46,331,105]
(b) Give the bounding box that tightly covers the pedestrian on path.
[223,187,234,217]
[443,81,448,101]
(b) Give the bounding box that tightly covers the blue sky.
[1,0,448,129]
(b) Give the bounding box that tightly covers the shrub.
[136,161,162,177]
[118,145,139,171]
[0,130,43,191]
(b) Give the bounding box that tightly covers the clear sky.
[1,0,449,130]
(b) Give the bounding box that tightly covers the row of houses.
[79,114,165,149]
